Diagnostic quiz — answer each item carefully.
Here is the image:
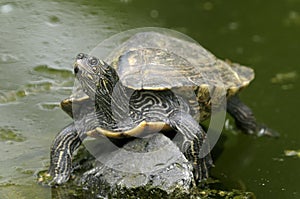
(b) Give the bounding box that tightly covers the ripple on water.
[0,4,13,14]
[0,64,75,104]
[0,127,26,142]
[37,102,60,111]
[25,81,53,92]
[0,53,19,63]
[0,90,26,104]
[0,81,53,104]
[33,64,73,79]
[45,15,61,27]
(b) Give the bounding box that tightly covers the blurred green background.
[0,0,299,198]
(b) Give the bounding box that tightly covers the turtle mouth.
[74,63,80,74]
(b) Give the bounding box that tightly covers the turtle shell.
[104,32,254,93]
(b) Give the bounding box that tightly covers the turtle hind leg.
[227,95,256,134]
[168,111,213,183]
[227,95,279,137]
[48,123,82,185]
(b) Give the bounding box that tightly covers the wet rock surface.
[80,133,194,196]
[48,134,255,199]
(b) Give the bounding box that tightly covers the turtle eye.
[76,53,85,59]
[88,56,99,66]
[99,60,109,70]
[103,63,109,70]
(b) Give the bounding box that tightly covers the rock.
[80,133,194,197]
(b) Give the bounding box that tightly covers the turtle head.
[74,53,119,99]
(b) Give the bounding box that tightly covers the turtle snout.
[74,53,87,74]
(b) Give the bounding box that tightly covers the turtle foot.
[193,154,214,184]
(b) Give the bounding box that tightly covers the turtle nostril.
[74,66,79,74]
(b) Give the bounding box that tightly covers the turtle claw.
[36,170,68,186]
[193,163,208,185]
[37,169,71,186]
[257,124,279,138]
[48,171,71,186]
[193,155,213,184]
[36,170,53,186]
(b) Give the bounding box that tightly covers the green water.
[0,0,299,198]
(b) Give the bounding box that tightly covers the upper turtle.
[64,31,255,122]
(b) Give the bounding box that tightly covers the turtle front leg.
[227,95,279,137]
[168,111,213,183]
[48,123,82,185]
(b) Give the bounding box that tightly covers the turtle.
[47,31,276,185]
